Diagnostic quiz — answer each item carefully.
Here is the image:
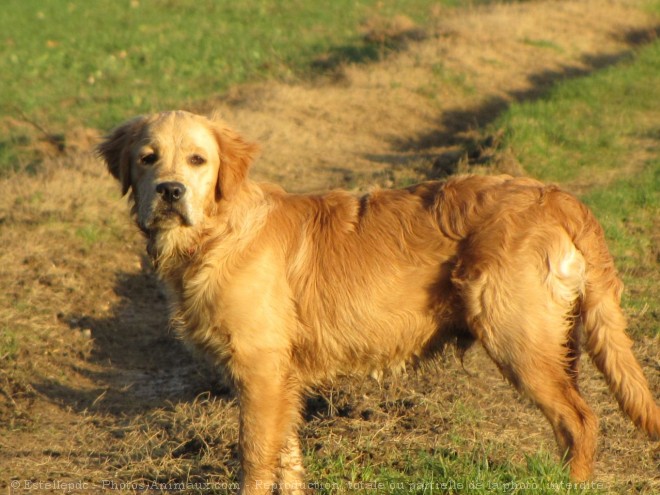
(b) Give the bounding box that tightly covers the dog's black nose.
[156,181,186,203]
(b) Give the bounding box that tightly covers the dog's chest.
[170,245,295,364]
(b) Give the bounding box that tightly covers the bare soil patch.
[1,0,658,492]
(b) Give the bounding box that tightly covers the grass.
[521,38,564,52]
[0,0,502,175]
[494,40,660,185]
[307,448,605,494]
[430,62,476,96]
[0,328,19,361]
[0,0,516,173]
[581,163,660,335]
[75,225,110,249]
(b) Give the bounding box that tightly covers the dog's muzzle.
[138,181,194,232]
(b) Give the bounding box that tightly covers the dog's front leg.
[278,434,307,494]
[236,357,303,495]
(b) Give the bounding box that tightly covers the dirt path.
[1,0,659,492]
[208,0,658,192]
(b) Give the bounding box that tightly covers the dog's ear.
[209,117,259,201]
[96,116,146,196]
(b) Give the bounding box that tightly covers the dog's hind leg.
[481,338,598,481]
[454,252,597,480]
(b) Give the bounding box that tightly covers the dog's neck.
[145,181,271,286]
[147,227,199,267]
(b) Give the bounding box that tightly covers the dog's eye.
[188,154,207,166]
[140,153,158,165]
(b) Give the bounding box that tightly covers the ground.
[1,0,658,493]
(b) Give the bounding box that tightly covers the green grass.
[521,38,564,52]
[307,447,606,494]
[429,62,476,95]
[3,0,376,124]
[581,163,659,263]
[0,0,512,174]
[1,0,491,174]
[494,41,660,184]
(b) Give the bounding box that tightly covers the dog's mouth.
[139,203,193,234]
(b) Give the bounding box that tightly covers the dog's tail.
[550,189,660,438]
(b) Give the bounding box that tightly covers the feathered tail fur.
[549,189,660,438]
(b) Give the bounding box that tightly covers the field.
[1,0,659,493]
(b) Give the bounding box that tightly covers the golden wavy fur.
[98,111,659,494]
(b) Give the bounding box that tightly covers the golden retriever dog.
[98,111,659,494]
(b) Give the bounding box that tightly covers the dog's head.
[97,111,258,233]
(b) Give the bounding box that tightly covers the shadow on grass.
[372,25,660,178]
[309,18,427,75]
